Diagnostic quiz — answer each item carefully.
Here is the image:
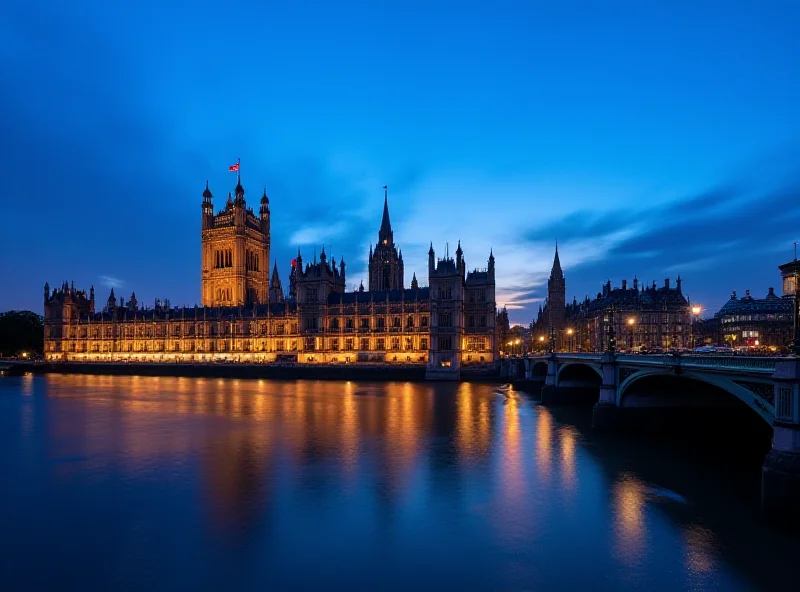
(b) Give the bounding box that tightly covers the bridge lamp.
[692,306,701,316]
[538,336,545,342]
[627,318,635,326]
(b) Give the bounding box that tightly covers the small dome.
[261,188,269,204]
[202,180,212,199]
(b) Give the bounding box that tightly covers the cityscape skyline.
[2,1,799,323]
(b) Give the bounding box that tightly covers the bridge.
[500,352,800,526]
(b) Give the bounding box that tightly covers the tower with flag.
[200,159,271,307]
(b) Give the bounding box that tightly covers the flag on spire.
[229,158,240,172]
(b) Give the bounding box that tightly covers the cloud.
[99,276,126,289]
[289,222,349,246]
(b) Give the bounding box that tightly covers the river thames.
[1,374,797,591]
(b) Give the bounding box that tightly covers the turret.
[44,282,50,303]
[201,181,214,229]
[129,291,138,311]
[676,275,682,293]
[456,240,465,278]
[488,248,495,281]
[89,285,95,313]
[339,256,346,279]
[260,187,270,233]
[411,272,418,290]
[428,243,435,273]
[269,261,284,304]
[234,174,245,206]
[106,288,116,313]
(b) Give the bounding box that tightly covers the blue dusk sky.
[1,1,798,323]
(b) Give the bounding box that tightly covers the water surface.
[0,374,796,591]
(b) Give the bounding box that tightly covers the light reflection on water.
[0,374,795,591]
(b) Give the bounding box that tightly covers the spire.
[379,185,392,244]
[429,242,434,256]
[261,187,269,205]
[202,180,212,199]
[411,272,419,290]
[551,242,563,279]
[271,261,281,288]
[456,240,463,258]
[235,174,244,196]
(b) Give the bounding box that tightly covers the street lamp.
[691,305,701,350]
[538,335,545,352]
[567,328,574,352]
[627,317,635,352]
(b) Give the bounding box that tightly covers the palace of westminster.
[43,175,498,378]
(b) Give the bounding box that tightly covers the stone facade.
[532,247,691,352]
[44,179,498,375]
[201,177,270,307]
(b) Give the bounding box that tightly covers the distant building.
[700,254,800,350]
[44,178,498,378]
[532,248,692,351]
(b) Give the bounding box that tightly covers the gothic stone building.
[533,247,692,352]
[44,178,498,378]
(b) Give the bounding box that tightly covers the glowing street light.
[626,318,635,351]
[692,305,701,315]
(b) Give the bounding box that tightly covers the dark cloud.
[523,179,800,316]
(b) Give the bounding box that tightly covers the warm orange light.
[538,336,545,342]
[566,328,573,335]
[627,318,635,326]
[692,306,701,315]
[515,339,520,345]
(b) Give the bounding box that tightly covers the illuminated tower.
[200,176,271,306]
[368,186,404,291]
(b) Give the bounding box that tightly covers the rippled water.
[0,374,797,591]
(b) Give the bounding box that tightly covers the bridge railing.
[678,355,777,373]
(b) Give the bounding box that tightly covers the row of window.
[307,316,430,331]
[721,314,792,322]
[214,249,233,269]
[54,338,432,353]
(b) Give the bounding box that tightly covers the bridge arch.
[532,361,548,377]
[557,362,602,384]
[618,370,773,426]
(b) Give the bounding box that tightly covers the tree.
[0,311,44,357]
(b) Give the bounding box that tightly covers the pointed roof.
[261,187,269,204]
[379,186,392,242]
[202,180,213,199]
[234,174,244,197]
[271,261,282,288]
[551,243,563,278]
